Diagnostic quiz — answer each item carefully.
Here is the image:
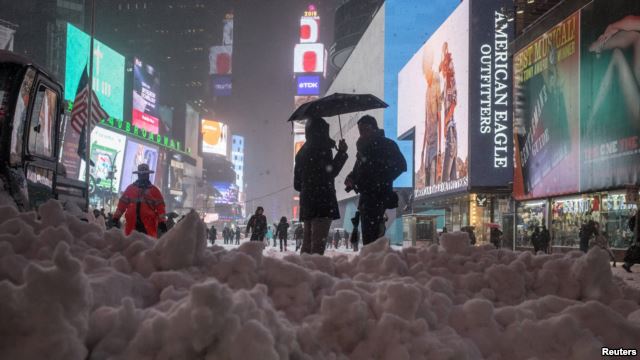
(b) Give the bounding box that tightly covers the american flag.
[70,67,109,134]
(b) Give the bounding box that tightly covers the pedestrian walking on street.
[461,226,476,245]
[344,230,350,249]
[246,206,267,242]
[540,225,551,253]
[294,224,304,252]
[333,229,341,249]
[208,225,217,245]
[111,164,167,238]
[294,117,348,255]
[490,227,503,249]
[531,226,542,253]
[623,213,640,272]
[275,217,290,252]
[266,226,274,246]
[235,226,241,245]
[344,115,407,246]
[579,220,596,253]
[350,212,360,252]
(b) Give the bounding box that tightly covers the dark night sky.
[221,0,336,220]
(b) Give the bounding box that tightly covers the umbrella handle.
[338,114,343,139]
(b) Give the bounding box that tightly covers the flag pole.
[86,0,96,211]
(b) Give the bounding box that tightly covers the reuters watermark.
[601,347,638,356]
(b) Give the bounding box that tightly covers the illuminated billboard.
[296,75,320,95]
[513,12,580,199]
[64,23,125,120]
[294,43,325,73]
[512,0,640,199]
[201,119,229,156]
[212,182,239,204]
[300,16,320,43]
[212,75,232,96]
[223,15,234,45]
[78,127,126,193]
[119,140,159,192]
[397,0,513,199]
[209,45,232,75]
[398,1,470,199]
[132,58,160,134]
[384,0,460,189]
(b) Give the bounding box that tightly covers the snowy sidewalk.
[612,264,640,291]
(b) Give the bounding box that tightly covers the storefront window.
[516,200,547,248]
[552,192,636,249]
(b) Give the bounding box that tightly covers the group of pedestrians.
[294,115,406,255]
[242,116,406,256]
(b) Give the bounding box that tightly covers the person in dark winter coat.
[246,207,267,241]
[461,226,476,245]
[235,227,241,245]
[294,117,348,255]
[333,230,341,249]
[275,217,290,252]
[208,225,217,245]
[350,212,361,252]
[579,220,596,253]
[344,116,407,246]
[490,227,503,248]
[540,225,551,253]
[531,226,541,253]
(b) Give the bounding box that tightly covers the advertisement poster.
[580,0,640,191]
[513,12,581,199]
[397,0,469,199]
[201,119,228,156]
[132,58,160,134]
[169,157,185,196]
[78,127,126,193]
[64,23,125,120]
[119,140,159,192]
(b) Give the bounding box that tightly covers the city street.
[1,0,640,358]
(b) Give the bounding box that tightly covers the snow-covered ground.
[1,200,639,359]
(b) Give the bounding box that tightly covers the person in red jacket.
[112,163,167,238]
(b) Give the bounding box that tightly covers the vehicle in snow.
[0,50,88,211]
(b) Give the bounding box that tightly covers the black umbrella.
[287,93,388,137]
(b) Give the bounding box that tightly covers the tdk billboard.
[296,75,320,95]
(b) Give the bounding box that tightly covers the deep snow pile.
[1,201,640,360]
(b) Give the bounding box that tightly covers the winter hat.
[133,163,155,174]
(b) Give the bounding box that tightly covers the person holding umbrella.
[294,117,348,255]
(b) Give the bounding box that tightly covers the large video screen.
[201,119,228,156]
[212,182,239,204]
[119,140,159,192]
[132,58,160,134]
[78,127,126,193]
[397,1,470,199]
[64,23,125,121]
